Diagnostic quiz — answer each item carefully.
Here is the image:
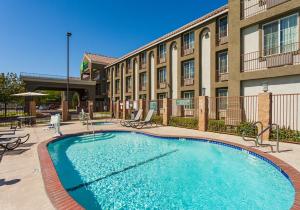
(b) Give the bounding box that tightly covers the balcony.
[217,72,229,82]
[241,43,300,72]
[159,82,167,89]
[241,0,290,19]
[126,87,132,93]
[182,47,194,56]
[183,78,194,86]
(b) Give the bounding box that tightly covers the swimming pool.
[48,131,295,209]
[93,122,115,126]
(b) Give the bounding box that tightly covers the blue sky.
[0,0,227,77]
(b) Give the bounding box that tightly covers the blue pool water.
[48,132,295,210]
[93,122,114,126]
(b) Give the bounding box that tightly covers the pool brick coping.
[38,129,300,210]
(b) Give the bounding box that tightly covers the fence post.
[88,100,94,120]
[62,100,69,122]
[139,99,146,119]
[163,98,171,126]
[198,96,208,131]
[258,92,272,141]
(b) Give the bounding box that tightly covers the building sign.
[176,99,191,106]
[150,101,157,111]
[80,61,89,73]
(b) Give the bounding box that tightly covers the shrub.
[270,127,300,143]
[237,122,257,138]
[208,119,226,132]
[169,117,198,129]
[152,115,163,125]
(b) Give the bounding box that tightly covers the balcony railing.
[182,46,194,56]
[241,42,300,72]
[241,0,290,19]
[159,82,167,89]
[216,32,228,45]
[140,63,146,69]
[183,78,194,86]
[217,72,229,82]
[140,86,146,91]
[159,57,166,64]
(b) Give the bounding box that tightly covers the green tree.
[0,73,25,117]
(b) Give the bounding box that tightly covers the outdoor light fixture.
[262,81,268,92]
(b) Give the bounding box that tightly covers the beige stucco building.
[100,0,300,106]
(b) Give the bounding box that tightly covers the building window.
[217,88,228,110]
[115,65,120,77]
[139,94,147,100]
[115,80,120,94]
[126,76,132,92]
[158,93,167,99]
[158,43,166,63]
[140,52,146,68]
[127,58,132,69]
[139,72,147,90]
[183,91,194,109]
[263,14,298,56]
[183,31,195,51]
[218,51,228,74]
[183,60,195,79]
[219,16,228,39]
[158,67,166,83]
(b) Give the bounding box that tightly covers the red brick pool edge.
[38,130,300,210]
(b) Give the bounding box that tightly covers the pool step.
[76,133,115,143]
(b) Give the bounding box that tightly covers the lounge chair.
[0,126,17,136]
[130,109,156,129]
[0,134,30,162]
[120,109,143,127]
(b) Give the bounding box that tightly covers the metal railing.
[241,42,300,72]
[241,0,290,19]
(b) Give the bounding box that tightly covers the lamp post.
[66,32,72,104]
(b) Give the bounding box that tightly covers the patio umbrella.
[12,92,48,97]
[12,92,48,115]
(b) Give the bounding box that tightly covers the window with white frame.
[183,91,195,109]
[140,52,146,65]
[183,60,195,79]
[218,51,228,74]
[263,14,298,56]
[219,16,228,38]
[115,79,120,93]
[139,72,147,89]
[217,88,228,110]
[158,43,166,61]
[126,76,132,91]
[158,67,166,83]
[183,31,195,50]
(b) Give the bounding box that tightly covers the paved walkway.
[0,120,300,210]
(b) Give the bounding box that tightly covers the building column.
[139,99,146,120]
[88,100,94,120]
[29,101,36,125]
[62,100,69,122]
[162,98,172,126]
[198,96,208,131]
[258,92,272,141]
[115,100,120,119]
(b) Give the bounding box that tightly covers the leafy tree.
[0,73,25,117]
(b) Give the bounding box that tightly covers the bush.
[208,119,226,132]
[270,127,300,143]
[237,122,257,138]
[169,117,198,129]
[152,115,163,125]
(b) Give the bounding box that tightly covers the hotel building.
[81,0,300,109]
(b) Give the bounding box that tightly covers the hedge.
[152,115,163,125]
[169,117,198,129]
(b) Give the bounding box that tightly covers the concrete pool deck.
[1,120,300,210]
